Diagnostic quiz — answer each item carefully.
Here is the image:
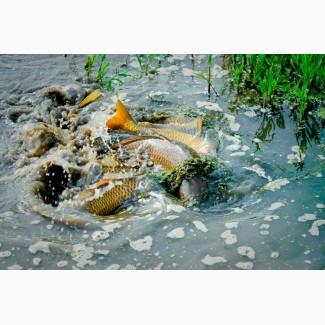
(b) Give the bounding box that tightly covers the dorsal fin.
[111,135,164,149]
[106,100,138,131]
[141,116,203,135]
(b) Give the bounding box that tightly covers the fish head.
[179,176,208,202]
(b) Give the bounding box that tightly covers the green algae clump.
[159,157,218,194]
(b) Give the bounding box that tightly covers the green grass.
[84,54,130,91]
[135,54,161,76]
[224,54,325,169]
[84,55,96,78]
[192,54,218,97]
[224,54,325,121]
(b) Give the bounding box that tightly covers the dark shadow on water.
[253,107,323,171]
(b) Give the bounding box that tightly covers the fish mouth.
[33,162,81,207]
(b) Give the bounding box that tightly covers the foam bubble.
[235,261,254,270]
[193,220,208,232]
[237,246,256,260]
[201,255,227,265]
[129,236,153,252]
[167,227,185,239]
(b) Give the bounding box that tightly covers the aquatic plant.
[85,55,97,79]
[84,54,130,91]
[225,54,325,169]
[159,157,218,194]
[224,54,325,121]
[192,54,218,97]
[135,54,161,76]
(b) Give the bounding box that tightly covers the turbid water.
[0,54,324,270]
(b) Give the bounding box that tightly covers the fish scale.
[122,137,193,169]
[80,177,137,216]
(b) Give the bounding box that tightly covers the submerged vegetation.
[159,157,218,194]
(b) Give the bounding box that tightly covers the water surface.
[0,54,324,270]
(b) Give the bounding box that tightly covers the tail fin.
[79,89,101,108]
[106,100,138,131]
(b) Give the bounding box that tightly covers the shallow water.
[0,54,324,270]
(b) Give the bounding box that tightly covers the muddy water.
[0,54,324,270]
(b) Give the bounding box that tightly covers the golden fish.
[143,116,203,135]
[79,89,101,108]
[77,175,137,216]
[117,135,193,169]
[106,100,213,155]
[117,135,208,201]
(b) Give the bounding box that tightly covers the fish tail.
[79,89,101,108]
[106,100,139,132]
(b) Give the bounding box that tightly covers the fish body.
[75,100,214,217]
[118,135,209,202]
[78,176,137,216]
[106,100,214,155]
[119,136,193,169]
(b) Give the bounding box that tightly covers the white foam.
[157,65,178,74]
[71,244,95,268]
[263,178,289,191]
[225,222,239,229]
[235,261,254,270]
[270,252,279,259]
[298,213,316,222]
[182,68,196,77]
[28,241,50,254]
[237,246,256,260]
[129,236,153,252]
[167,227,185,239]
[201,255,227,265]
[166,203,186,213]
[32,257,41,266]
[243,164,271,181]
[106,264,120,270]
[268,202,285,211]
[193,220,208,232]
[91,230,110,241]
[226,144,241,151]
[196,101,223,112]
[165,215,180,220]
[0,250,12,258]
[309,219,325,236]
[154,262,164,270]
[231,208,244,214]
[102,222,121,233]
[57,260,68,268]
[221,230,237,245]
[230,151,246,157]
[263,215,280,222]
